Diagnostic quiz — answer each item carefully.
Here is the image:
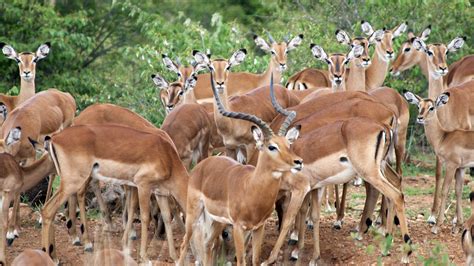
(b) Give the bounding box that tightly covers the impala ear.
[446,37,465,53]
[0,103,7,122]
[335,30,351,45]
[344,45,363,64]
[193,50,211,66]
[435,92,450,108]
[361,20,374,36]
[254,35,272,52]
[162,54,181,77]
[6,127,21,146]
[420,25,431,41]
[369,29,385,43]
[251,126,264,149]
[310,44,329,62]
[287,34,303,51]
[1,43,19,61]
[35,42,51,60]
[151,74,168,89]
[403,90,421,106]
[412,38,428,53]
[285,125,301,144]
[228,49,247,68]
[393,22,408,38]
[184,75,198,91]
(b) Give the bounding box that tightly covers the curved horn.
[269,73,296,136]
[266,31,276,44]
[283,33,290,43]
[211,72,274,139]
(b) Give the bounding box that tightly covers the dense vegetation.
[0,1,472,151]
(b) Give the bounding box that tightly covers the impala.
[0,42,51,123]
[178,71,304,266]
[0,89,76,165]
[361,20,407,90]
[192,33,303,101]
[41,124,189,263]
[193,49,300,163]
[262,79,412,264]
[462,190,474,265]
[93,248,138,266]
[10,249,55,266]
[404,90,474,234]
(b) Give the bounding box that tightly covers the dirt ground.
[5,173,469,265]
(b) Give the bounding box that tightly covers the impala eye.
[428,106,434,112]
[179,91,184,96]
[268,145,278,151]
[427,51,433,57]
[271,50,276,55]
[404,47,411,52]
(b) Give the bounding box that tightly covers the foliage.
[0,0,472,134]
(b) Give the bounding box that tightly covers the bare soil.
[5,173,468,265]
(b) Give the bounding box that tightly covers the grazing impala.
[191,33,303,101]
[405,90,474,234]
[0,89,76,165]
[193,49,300,163]
[261,78,412,265]
[41,123,190,263]
[178,71,304,266]
[360,20,407,90]
[0,42,51,124]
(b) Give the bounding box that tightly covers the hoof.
[129,230,137,240]
[431,226,439,235]
[309,257,321,266]
[427,215,436,225]
[333,220,342,230]
[6,237,14,247]
[289,249,299,261]
[354,233,363,241]
[13,229,19,238]
[84,243,93,252]
[288,239,297,246]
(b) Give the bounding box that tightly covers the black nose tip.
[363,58,370,62]
[439,67,447,71]
[387,51,393,55]
[167,104,173,108]
[24,71,30,74]
[294,159,303,165]
[216,82,224,86]
[280,63,285,66]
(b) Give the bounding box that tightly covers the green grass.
[403,186,434,197]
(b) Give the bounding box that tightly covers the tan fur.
[462,190,474,265]
[436,81,474,132]
[286,68,330,90]
[93,248,138,266]
[391,32,428,77]
[0,89,76,164]
[41,125,189,263]
[11,249,55,266]
[446,55,474,87]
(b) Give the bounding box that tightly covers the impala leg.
[334,182,348,229]
[326,185,336,212]
[289,196,309,261]
[77,182,93,252]
[122,187,137,249]
[429,156,443,225]
[67,195,80,246]
[90,179,114,232]
[309,188,323,265]
[155,195,177,261]
[137,185,151,263]
[252,224,265,265]
[0,192,6,265]
[263,190,307,265]
[432,163,457,234]
[42,185,75,263]
[232,225,246,266]
[3,192,13,246]
[379,196,388,230]
[358,182,380,236]
[385,199,395,238]
[11,193,20,239]
[453,168,465,233]
[45,174,55,201]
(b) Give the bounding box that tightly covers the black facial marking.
[42,247,46,252]
[462,229,467,241]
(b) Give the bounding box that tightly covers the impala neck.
[427,69,447,99]
[21,154,55,192]
[366,49,389,90]
[423,116,446,152]
[262,59,282,85]
[183,88,197,104]
[346,60,367,91]
[19,78,35,104]
[247,152,283,209]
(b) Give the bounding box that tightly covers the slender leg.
[77,183,93,252]
[432,163,457,234]
[11,194,20,240]
[45,174,55,202]
[178,194,204,266]
[358,182,379,236]
[233,225,246,266]
[334,182,348,229]
[309,189,323,265]
[155,195,178,261]
[3,193,13,246]
[252,224,265,265]
[453,168,465,233]
[66,195,80,246]
[137,185,151,262]
[122,187,138,249]
[429,156,443,225]
[290,195,309,261]
[326,185,336,212]
[90,179,115,232]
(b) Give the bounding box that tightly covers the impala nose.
[416,116,424,124]
[386,51,394,59]
[334,75,342,85]
[293,159,303,172]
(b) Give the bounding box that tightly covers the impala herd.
[0,20,473,265]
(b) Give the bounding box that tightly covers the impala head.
[361,21,407,61]
[1,127,33,163]
[253,33,303,72]
[211,71,303,174]
[412,36,465,79]
[194,49,247,91]
[310,43,364,89]
[391,26,431,76]
[403,90,450,124]
[162,54,194,83]
[336,29,381,68]
[1,42,51,82]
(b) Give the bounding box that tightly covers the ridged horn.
[210,72,274,139]
[266,31,276,44]
[269,73,296,136]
